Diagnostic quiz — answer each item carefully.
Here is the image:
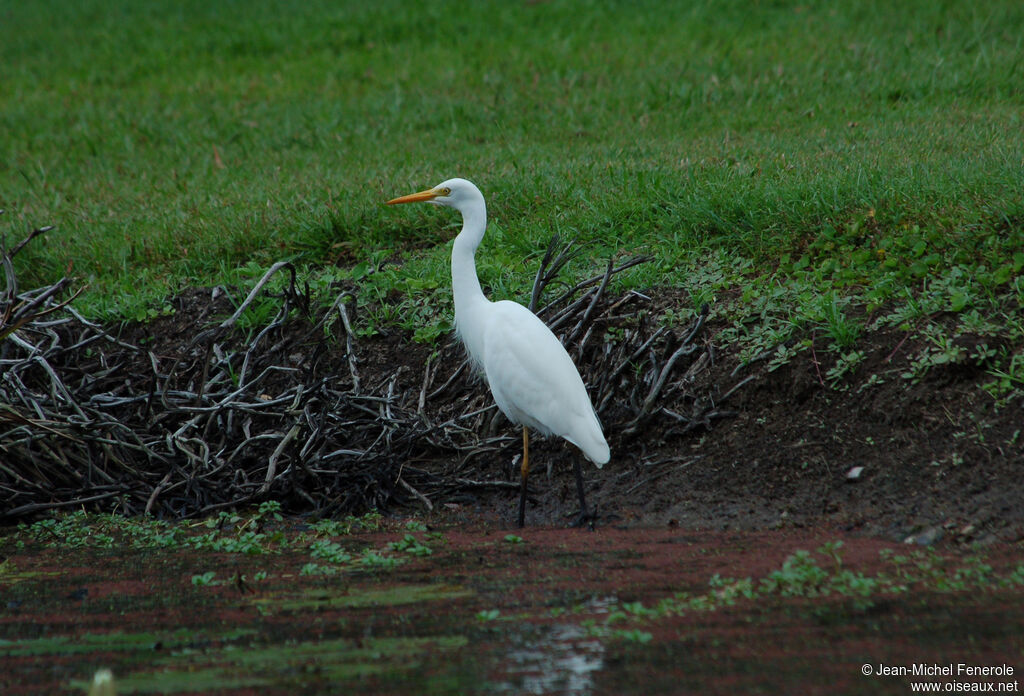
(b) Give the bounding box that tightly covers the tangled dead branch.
[0,225,753,521]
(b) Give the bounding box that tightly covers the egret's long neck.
[451,195,490,365]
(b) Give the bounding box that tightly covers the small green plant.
[359,549,402,570]
[879,548,1005,593]
[1006,564,1024,587]
[308,540,353,565]
[476,609,501,622]
[503,534,525,545]
[825,350,865,389]
[818,294,861,349]
[983,351,1024,400]
[388,534,433,557]
[614,629,653,644]
[707,574,756,605]
[621,601,655,618]
[191,571,219,587]
[19,505,295,556]
[22,511,195,550]
[299,562,340,577]
[257,501,284,523]
[857,372,886,393]
[306,512,385,538]
[759,550,832,597]
[188,528,274,555]
[582,618,655,645]
[25,511,116,549]
[819,540,845,568]
[185,503,290,555]
[764,340,806,373]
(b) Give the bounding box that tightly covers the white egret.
[387,178,609,527]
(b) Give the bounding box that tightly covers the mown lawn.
[3,0,1022,385]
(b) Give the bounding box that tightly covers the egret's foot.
[569,509,597,531]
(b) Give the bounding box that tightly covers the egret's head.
[386,178,481,211]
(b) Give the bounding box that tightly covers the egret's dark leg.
[570,457,594,530]
[517,427,529,528]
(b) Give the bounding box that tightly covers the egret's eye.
[441,187,452,196]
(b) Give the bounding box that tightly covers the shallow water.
[2,521,1022,695]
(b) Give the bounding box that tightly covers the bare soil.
[592,313,1024,546]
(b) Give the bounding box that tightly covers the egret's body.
[387,178,609,526]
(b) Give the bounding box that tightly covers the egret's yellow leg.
[517,427,529,528]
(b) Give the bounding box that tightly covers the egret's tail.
[568,417,610,467]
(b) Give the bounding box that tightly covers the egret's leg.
[570,457,594,530]
[517,427,530,528]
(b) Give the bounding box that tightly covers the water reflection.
[493,597,614,695]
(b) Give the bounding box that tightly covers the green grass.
[3,0,1023,366]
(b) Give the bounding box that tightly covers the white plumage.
[387,178,609,526]
[480,300,609,465]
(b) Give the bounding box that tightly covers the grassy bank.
[3,0,1022,375]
